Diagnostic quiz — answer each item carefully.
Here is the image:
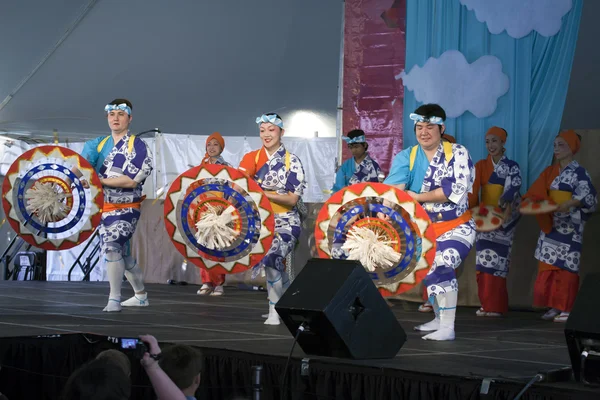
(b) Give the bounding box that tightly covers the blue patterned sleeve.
[383,148,410,185]
[124,138,153,183]
[371,160,384,182]
[287,154,306,197]
[331,165,346,193]
[500,161,522,205]
[442,145,473,204]
[573,167,597,214]
[80,137,103,167]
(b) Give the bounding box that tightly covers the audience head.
[158,345,204,394]
[95,349,131,377]
[61,358,130,400]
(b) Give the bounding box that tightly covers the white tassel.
[194,203,239,250]
[342,226,402,272]
[25,181,72,224]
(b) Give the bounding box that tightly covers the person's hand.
[80,179,90,189]
[376,212,389,221]
[556,201,573,213]
[139,334,161,369]
[502,204,512,221]
[406,191,420,202]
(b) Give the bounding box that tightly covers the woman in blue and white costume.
[75,99,153,312]
[331,129,384,193]
[239,113,307,325]
[384,103,476,341]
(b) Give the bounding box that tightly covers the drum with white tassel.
[1,145,103,250]
[163,164,275,275]
[314,182,436,297]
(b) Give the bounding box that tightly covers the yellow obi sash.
[482,183,503,206]
[264,191,293,214]
[549,190,572,204]
[270,202,293,214]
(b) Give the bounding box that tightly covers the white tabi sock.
[103,250,125,312]
[124,256,145,293]
[264,268,283,325]
[422,291,457,341]
[415,295,440,332]
[121,255,149,307]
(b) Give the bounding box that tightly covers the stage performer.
[196,132,233,297]
[468,127,522,317]
[239,113,306,325]
[523,130,596,323]
[384,103,476,341]
[418,131,458,313]
[331,129,383,193]
[74,99,153,312]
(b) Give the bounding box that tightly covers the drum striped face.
[164,164,275,275]
[315,183,437,296]
[1,146,103,250]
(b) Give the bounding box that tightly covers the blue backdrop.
[402,0,583,189]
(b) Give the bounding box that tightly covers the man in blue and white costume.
[331,129,384,193]
[384,103,476,341]
[74,99,153,312]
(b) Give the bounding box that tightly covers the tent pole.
[335,0,346,172]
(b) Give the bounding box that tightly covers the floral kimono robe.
[331,154,383,193]
[385,142,476,296]
[81,132,153,254]
[470,155,522,278]
[525,160,597,312]
[239,145,306,275]
[532,161,597,273]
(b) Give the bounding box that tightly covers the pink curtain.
[343,0,406,174]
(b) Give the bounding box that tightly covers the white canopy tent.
[0,0,343,142]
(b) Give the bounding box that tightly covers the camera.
[119,338,148,359]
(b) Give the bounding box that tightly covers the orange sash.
[432,210,473,239]
[523,164,560,234]
[103,196,146,212]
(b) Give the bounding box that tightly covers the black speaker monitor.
[275,258,406,359]
[565,273,600,384]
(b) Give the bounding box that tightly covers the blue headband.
[410,113,444,125]
[105,103,132,116]
[256,114,283,129]
[342,135,366,144]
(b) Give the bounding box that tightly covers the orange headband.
[486,126,507,143]
[558,130,580,154]
[206,132,225,151]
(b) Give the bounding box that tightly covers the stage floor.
[0,280,593,397]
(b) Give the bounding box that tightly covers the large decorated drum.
[164,164,275,275]
[1,145,103,250]
[315,182,436,296]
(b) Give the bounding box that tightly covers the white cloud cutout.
[397,50,509,119]
[460,0,572,39]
